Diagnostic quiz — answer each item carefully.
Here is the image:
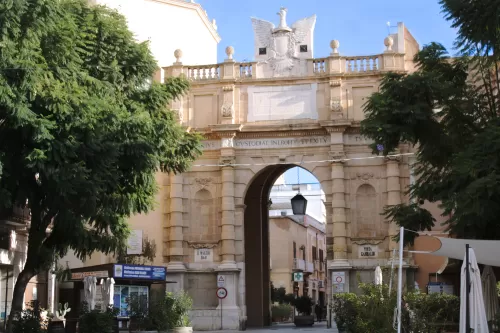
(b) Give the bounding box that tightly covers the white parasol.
[459,247,489,333]
[374,266,383,286]
[101,278,116,310]
[481,265,499,324]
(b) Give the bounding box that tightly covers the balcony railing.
[305,261,314,273]
[293,258,305,271]
[163,52,405,83]
[0,205,31,226]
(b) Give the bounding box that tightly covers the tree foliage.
[0,0,200,328]
[361,0,500,244]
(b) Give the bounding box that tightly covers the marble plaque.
[358,245,378,258]
[247,84,318,122]
[194,248,213,262]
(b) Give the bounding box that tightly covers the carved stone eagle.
[251,8,316,75]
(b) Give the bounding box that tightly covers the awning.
[422,237,500,267]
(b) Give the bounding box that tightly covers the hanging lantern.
[291,193,307,215]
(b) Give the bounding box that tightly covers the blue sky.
[196,0,458,63]
[193,0,458,184]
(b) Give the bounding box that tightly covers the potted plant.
[167,291,193,333]
[292,295,314,327]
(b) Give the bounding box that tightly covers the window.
[319,249,324,263]
[259,47,267,55]
[312,246,317,261]
[302,247,306,261]
[113,285,148,317]
[293,242,296,259]
[300,45,308,52]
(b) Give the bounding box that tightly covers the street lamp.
[291,193,307,215]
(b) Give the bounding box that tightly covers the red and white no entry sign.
[216,287,228,299]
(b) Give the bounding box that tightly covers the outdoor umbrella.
[460,248,489,333]
[481,266,499,325]
[101,278,116,309]
[83,276,92,310]
[374,266,383,286]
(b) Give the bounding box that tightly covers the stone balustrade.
[163,42,405,82]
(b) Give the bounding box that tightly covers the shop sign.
[113,264,166,280]
[71,271,108,280]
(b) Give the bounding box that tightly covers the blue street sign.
[113,264,166,280]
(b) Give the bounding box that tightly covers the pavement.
[203,321,339,333]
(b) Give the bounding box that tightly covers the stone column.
[219,136,237,269]
[167,173,186,271]
[386,157,401,252]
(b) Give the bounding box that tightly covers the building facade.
[89,0,220,67]
[269,215,326,305]
[56,6,448,331]
[154,9,421,330]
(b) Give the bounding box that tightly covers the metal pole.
[465,244,470,333]
[326,258,330,329]
[388,248,396,296]
[396,227,404,333]
[220,298,223,330]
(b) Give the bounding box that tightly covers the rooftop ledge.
[161,49,406,83]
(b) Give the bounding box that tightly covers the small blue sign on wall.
[113,264,166,280]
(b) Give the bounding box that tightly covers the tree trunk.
[6,268,35,333]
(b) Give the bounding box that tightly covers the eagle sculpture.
[251,8,316,75]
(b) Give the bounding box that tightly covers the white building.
[269,173,326,223]
[89,0,220,67]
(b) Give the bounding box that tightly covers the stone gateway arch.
[161,9,419,330]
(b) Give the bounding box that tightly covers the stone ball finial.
[225,46,234,60]
[384,36,394,52]
[174,49,183,63]
[330,40,340,54]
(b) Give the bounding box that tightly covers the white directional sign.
[332,271,345,284]
[217,275,226,288]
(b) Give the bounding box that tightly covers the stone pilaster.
[330,151,349,263]
[167,173,186,271]
[219,134,237,269]
[386,157,401,252]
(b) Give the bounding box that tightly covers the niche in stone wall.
[355,184,378,238]
[187,189,218,242]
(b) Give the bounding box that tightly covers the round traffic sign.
[335,276,343,283]
[216,287,228,299]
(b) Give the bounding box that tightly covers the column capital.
[219,156,236,167]
[385,155,401,163]
[329,151,347,162]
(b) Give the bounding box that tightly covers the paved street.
[204,322,339,333]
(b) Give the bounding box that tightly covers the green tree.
[360,0,500,245]
[0,0,200,330]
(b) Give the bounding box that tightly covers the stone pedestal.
[215,271,240,330]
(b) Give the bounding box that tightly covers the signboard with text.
[113,264,166,281]
[195,248,213,262]
[71,271,108,280]
[358,245,378,258]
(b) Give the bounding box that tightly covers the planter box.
[171,327,193,333]
[294,315,314,327]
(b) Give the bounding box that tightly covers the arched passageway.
[244,164,323,327]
